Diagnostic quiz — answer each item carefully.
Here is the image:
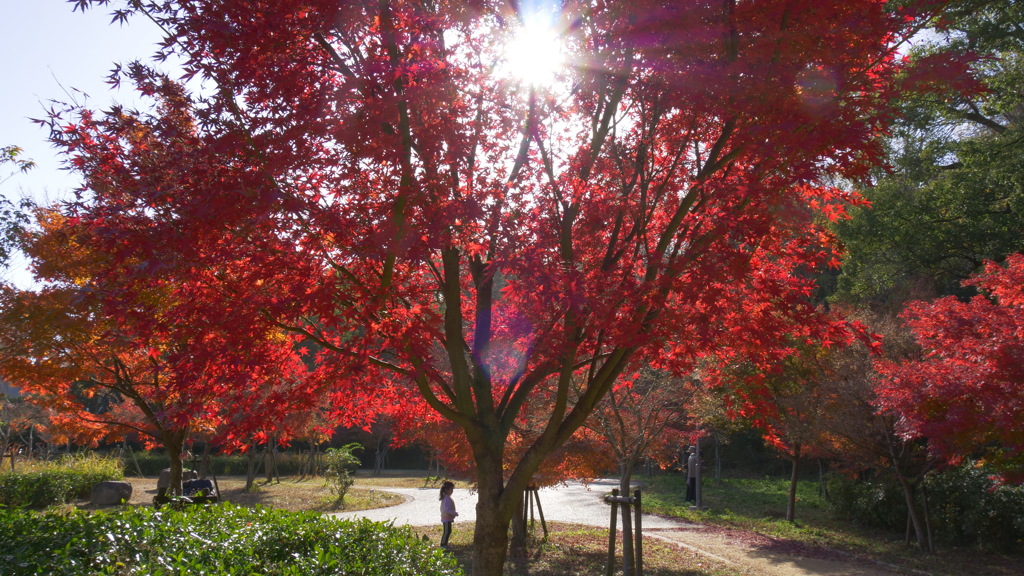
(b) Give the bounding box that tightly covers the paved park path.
[333,478,908,576]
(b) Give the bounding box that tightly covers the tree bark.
[619,468,635,576]
[162,428,187,497]
[786,443,801,522]
[198,441,210,479]
[510,491,526,551]
[818,459,829,500]
[922,483,935,553]
[0,420,11,473]
[896,474,928,551]
[472,455,514,576]
[714,434,722,485]
[245,438,259,491]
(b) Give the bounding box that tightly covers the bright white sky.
[0,0,164,205]
[0,0,164,285]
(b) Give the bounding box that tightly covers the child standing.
[439,481,458,548]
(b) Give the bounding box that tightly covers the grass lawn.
[119,474,407,512]
[641,473,1024,576]
[351,469,474,490]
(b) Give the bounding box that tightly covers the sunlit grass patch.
[642,473,1024,576]
[414,521,743,576]
[0,453,123,508]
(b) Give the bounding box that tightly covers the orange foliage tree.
[0,209,314,493]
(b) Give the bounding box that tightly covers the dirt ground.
[646,526,909,576]
[121,475,332,509]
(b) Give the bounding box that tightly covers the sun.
[501,10,567,89]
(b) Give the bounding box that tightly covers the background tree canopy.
[832,0,1024,306]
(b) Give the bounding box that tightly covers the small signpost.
[605,488,643,576]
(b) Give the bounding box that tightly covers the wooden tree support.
[522,485,548,538]
[119,439,144,477]
[605,488,643,576]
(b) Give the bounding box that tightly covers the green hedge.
[129,451,312,477]
[824,470,906,529]
[0,504,461,576]
[825,464,1024,552]
[922,464,1024,552]
[0,454,122,508]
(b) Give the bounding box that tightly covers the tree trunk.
[510,491,527,552]
[264,438,279,483]
[245,438,259,491]
[896,474,928,551]
[619,467,636,576]
[374,433,390,476]
[163,429,186,497]
[198,442,210,479]
[922,483,935,553]
[714,433,722,485]
[473,459,514,576]
[818,459,829,500]
[786,443,801,523]
[0,422,11,472]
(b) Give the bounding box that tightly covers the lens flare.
[502,8,566,88]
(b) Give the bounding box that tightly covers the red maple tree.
[876,253,1024,481]
[0,209,317,494]
[51,1,953,571]
[584,368,695,492]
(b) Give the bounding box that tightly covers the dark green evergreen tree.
[833,0,1024,306]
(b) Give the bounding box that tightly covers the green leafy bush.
[824,471,906,529]
[323,443,363,502]
[0,504,461,576]
[0,453,122,508]
[922,463,1024,552]
[826,465,1024,552]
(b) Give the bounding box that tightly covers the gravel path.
[333,478,906,576]
[333,478,688,529]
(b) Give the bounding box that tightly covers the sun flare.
[501,13,567,88]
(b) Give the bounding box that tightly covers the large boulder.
[91,480,133,506]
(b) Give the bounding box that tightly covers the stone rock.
[91,480,133,506]
[157,468,198,491]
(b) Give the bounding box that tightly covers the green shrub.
[826,464,1024,552]
[0,453,122,508]
[324,443,363,502]
[922,463,1024,552]
[824,471,906,529]
[0,504,461,576]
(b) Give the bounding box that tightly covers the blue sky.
[1,0,164,285]
[1,0,164,206]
